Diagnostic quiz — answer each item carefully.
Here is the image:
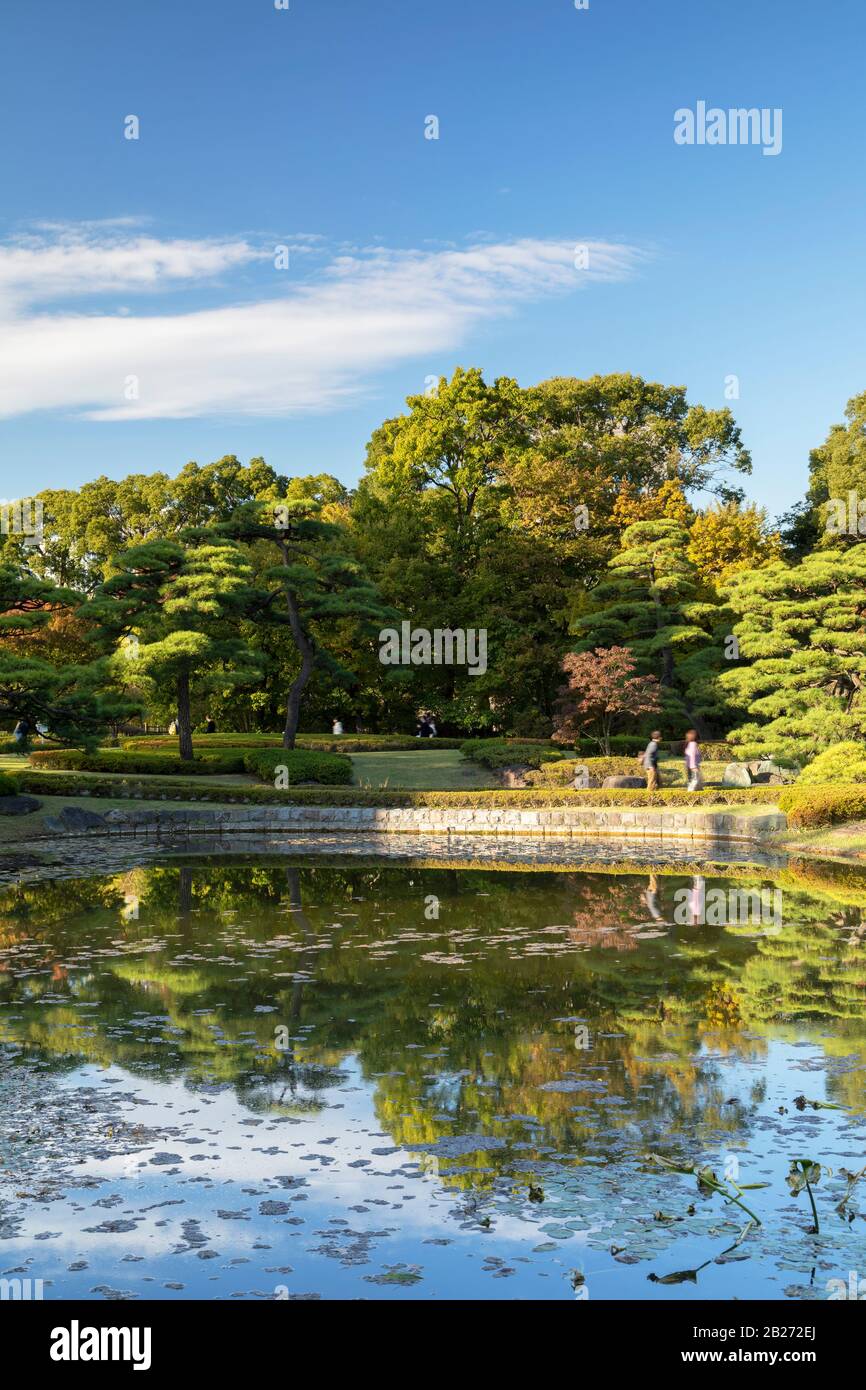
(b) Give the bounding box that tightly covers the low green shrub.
[460,739,566,770]
[0,772,18,796]
[778,784,866,829]
[29,750,245,776]
[526,756,639,786]
[796,742,866,786]
[242,748,353,785]
[122,733,465,753]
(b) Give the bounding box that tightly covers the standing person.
[684,729,704,791]
[416,712,431,738]
[331,718,344,736]
[204,713,216,734]
[427,714,438,737]
[12,717,30,746]
[641,730,662,791]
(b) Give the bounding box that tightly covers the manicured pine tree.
[88,538,268,760]
[208,500,393,749]
[720,546,866,763]
[569,519,722,725]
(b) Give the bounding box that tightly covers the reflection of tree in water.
[236,867,348,1114]
[2,860,866,1177]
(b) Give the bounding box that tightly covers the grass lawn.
[350,749,498,790]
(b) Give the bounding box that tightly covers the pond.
[1,852,865,1302]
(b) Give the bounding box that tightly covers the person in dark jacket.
[641,730,662,791]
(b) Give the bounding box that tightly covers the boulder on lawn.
[572,765,591,789]
[602,775,646,789]
[57,806,107,830]
[0,794,42,816]
[750,759,788,785]
[723,763,753,787]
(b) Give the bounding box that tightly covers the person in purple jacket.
[684,729,704,791]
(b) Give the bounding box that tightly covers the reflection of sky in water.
[1,861,866,1300]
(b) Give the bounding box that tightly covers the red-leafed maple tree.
[552,645,662,755]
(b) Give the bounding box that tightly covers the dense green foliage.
[459,739,566,769]
[29,749,246,776]
[3,374,866,785]
[796,742,866,786]
[242,748,354,785]
[779,784,866,828]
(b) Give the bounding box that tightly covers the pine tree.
[88,538,268,759]
[569,520,722,726]
[210,501,392,748]
[721,548,866,762]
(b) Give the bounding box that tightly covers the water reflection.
[0,858,865,1300]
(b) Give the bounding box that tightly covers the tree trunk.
[176,669,194,761]
[280,551,316,750]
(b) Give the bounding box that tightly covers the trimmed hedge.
[0,772,18,796]
[778,785,866,829]
[29,750,246,776]
[122,733,466,753]
[460,739,567,770]
[527,756,639,786]
[242,748,353,786]
[14,768,772,810]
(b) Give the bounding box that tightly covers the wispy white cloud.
[0,226,646,421]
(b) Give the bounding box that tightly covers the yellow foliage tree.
[611,479,694,530]
[687,501,781,586]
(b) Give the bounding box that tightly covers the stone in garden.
[571,765,590,789]
[723,763,753,787]
[0,795,42,816]
[751,760,788,784]
[58,806,108,829]
[602,775,645,789]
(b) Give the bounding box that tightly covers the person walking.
[641,730,662,792]
[684,729,704,791]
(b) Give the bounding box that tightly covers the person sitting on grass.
[641,730,662,791]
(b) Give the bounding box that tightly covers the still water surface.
[1,857,865,1301]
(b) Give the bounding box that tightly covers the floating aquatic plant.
[787,1158,832,1234]
[644,1153,768,1226]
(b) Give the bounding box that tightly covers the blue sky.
[0,0,864,517]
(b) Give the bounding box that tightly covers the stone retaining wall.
[43,803,787,845]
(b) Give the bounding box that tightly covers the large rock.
[749,759,789,785]
[0,794,42,816]
[602,775,646,789]
[571,765,591,789]
[57,805,107,830]
[723,763,753,787]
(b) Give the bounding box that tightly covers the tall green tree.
[88,538,267,759]
[569,520,722,718]
[721,547,866,763]
[211,500,391,748]
[0,563,131,744]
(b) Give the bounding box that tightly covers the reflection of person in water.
[689,874,706,925]
[644,873,663,921]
